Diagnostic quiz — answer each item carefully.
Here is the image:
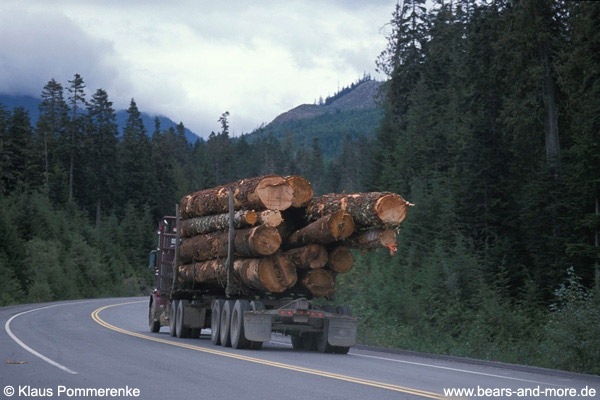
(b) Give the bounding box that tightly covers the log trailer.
[148,202,357,353]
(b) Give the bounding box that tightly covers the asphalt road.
[1,297,598,400]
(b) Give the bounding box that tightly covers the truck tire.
[317,306,336,353]
[231,300,251,349]
[336,305,352,316]
[176,300,190,338]
[248,301,265,350]
[211,299,225,345]
[190,328,201,339]
[291,334,304,350]
[169,300,179,337]
[149,298,160,333]
[220,300,235,347]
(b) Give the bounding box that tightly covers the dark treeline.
[336,0,599,374]
[0,74,367,307]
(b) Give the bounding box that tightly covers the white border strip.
[5,304,78,374]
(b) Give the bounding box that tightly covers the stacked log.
[176,174,409,298]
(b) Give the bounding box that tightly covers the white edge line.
[5,304,78,374]
[270,339,563,387]
[349,353,565,387]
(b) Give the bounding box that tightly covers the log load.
[342,229,397,249]
[180,210,258,237]
[257,210,283,227]
[301,269,335,298]
[180,175,294,219]
[286,210,355,248]
[179,256,296,293]
[180,225,281,263]
[286,175,313,207]
[327,246,354,274]
[283,244,328,270]
[306,192,408,228]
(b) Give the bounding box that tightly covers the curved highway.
[2,298,598,399]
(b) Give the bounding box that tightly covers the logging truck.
[148,210,358,353]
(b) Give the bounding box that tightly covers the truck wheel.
[211,300,225,345]
[291,335,304,350]
[169,300,179,337]
[149,298,160,333]
[305,333,318,351]
[220,300,235,347]
[248,301,265,350]
[176,300,190,338]
[334,346,350,354]
[190,328,201,339]
[231,300,250,349]
[317,308,336,353]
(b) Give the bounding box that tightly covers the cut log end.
[257,256,296,293]
[249,225,282,255]
[258,210,283,227]
[245,210,258,225]
[375,194,407,225]
[380,229,397,247]
[305,244,328,269]
[328,246,354,274]
[286,175,314,207]
[302,269,335,298]
[328,210,355,240]
[255,175,294,210]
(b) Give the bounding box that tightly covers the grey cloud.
[0,8,129,99]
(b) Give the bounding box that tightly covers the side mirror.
[149,250,158,270]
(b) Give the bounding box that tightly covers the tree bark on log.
[342,229,397,249]
[328,246,354,274]
[257,210,283,227]
[301,269,335,298]
[179,257,295,293]
[180,225,281,263]
[306,192,408,228]
[284,244,328,270]
[180,210,258,237]
[286,175,313,207]
[180,175,294,219]
[287,210,354,248]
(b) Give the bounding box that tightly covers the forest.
[0,0,598,374]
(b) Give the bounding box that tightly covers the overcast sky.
[0,0,396,137]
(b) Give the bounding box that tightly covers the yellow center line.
[91,301,446,400]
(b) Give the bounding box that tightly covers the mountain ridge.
[0,94,201,143]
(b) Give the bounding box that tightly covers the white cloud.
[0,0,395,137]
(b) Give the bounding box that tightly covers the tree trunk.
[328,246,354,274]
[542,40,560,173]
[301,269,335,298]
[180,225,281,263]
[342,229,397,249]
[179,257,294,293]
[180,175,293,219]
[283,244,328,270]
[287,210,354,248]
[286,175,313,207]
[257,210,283,227]
[306,192,408,228]
[180,210,258,237]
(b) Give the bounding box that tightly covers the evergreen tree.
[66,73,87,202]
[36,79,68,193]
[117,99,153,210]
[86,88,118,224]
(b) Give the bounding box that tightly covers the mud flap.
[327,318,357,347]
[244,313,272,342]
